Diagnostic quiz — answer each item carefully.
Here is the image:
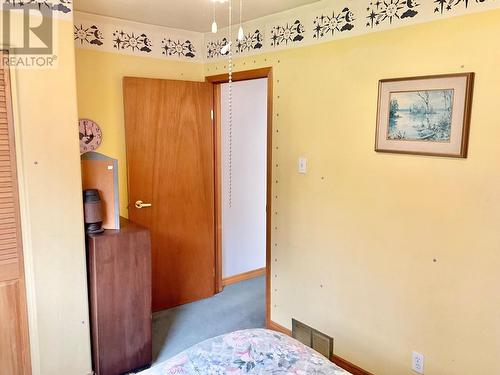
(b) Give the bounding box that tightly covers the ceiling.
[74,0,321,33]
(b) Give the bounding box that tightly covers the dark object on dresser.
[87,218,152,375]
[83,189,105,234]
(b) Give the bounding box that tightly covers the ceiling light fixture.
[211,0,228,33]
[211,1,218,33]
[237,0,244,41]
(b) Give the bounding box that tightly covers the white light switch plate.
[298,157,307,174]
[412,351,424,374]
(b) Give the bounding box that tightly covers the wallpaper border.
[73,0,500,63]
[205,0,500,61]
[74,11,204,62]
[0,0,73,20]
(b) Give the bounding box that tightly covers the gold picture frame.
[375,73,474,158]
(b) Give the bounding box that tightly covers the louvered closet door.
[0,51,32,375]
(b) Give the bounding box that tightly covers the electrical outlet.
[412,351,424,374]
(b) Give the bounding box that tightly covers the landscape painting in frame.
[375,73,474,158]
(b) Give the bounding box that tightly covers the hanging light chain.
[228,0,233,208]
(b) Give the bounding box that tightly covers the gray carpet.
[152,275,266,365]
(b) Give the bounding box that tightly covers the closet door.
[124,77,215,312]
[0,52,32,375]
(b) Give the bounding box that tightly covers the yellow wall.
[210,10,500,375]
[3,16,92,375]
[75,49,204,217]
[73,9,500,375]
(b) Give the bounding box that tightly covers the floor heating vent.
[292,319,334,359]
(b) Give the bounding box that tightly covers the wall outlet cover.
[412,351,424,374]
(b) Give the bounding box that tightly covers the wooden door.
[0,52,31,374]
[124,77,215,311]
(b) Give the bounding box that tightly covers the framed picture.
[375,73,474,158]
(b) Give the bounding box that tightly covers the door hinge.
[211,109,214,120]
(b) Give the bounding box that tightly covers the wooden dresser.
[87,219,152,375]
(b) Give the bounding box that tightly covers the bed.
[141,328,351,374]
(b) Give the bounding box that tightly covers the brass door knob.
[135,200,152,209]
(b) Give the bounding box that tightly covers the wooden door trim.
[206,68,273,85]
[213,83,222,293]
[206,67,273,327]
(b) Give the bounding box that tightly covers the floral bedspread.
[141,329,350,374]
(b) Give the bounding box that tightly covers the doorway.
[207,68,273,327]
[219,78,267,285]
[124,69,273,363]
[153,69,273,363]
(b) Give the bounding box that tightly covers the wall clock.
[79,118,102,154]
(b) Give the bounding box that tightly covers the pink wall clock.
[79,118,103,154]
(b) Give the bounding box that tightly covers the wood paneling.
[124,78,215,312]
[87,219,152,375]
[0,51,31,374]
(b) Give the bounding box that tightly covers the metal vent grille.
[292,319,333,359]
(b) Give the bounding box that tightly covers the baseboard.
[331,354,375,375]
[267,320,374,375]
[222,267,266,287]
[267,320,292,336]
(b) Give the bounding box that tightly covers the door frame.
[206,67,273,327]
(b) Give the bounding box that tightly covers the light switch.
[298,157,307,174]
